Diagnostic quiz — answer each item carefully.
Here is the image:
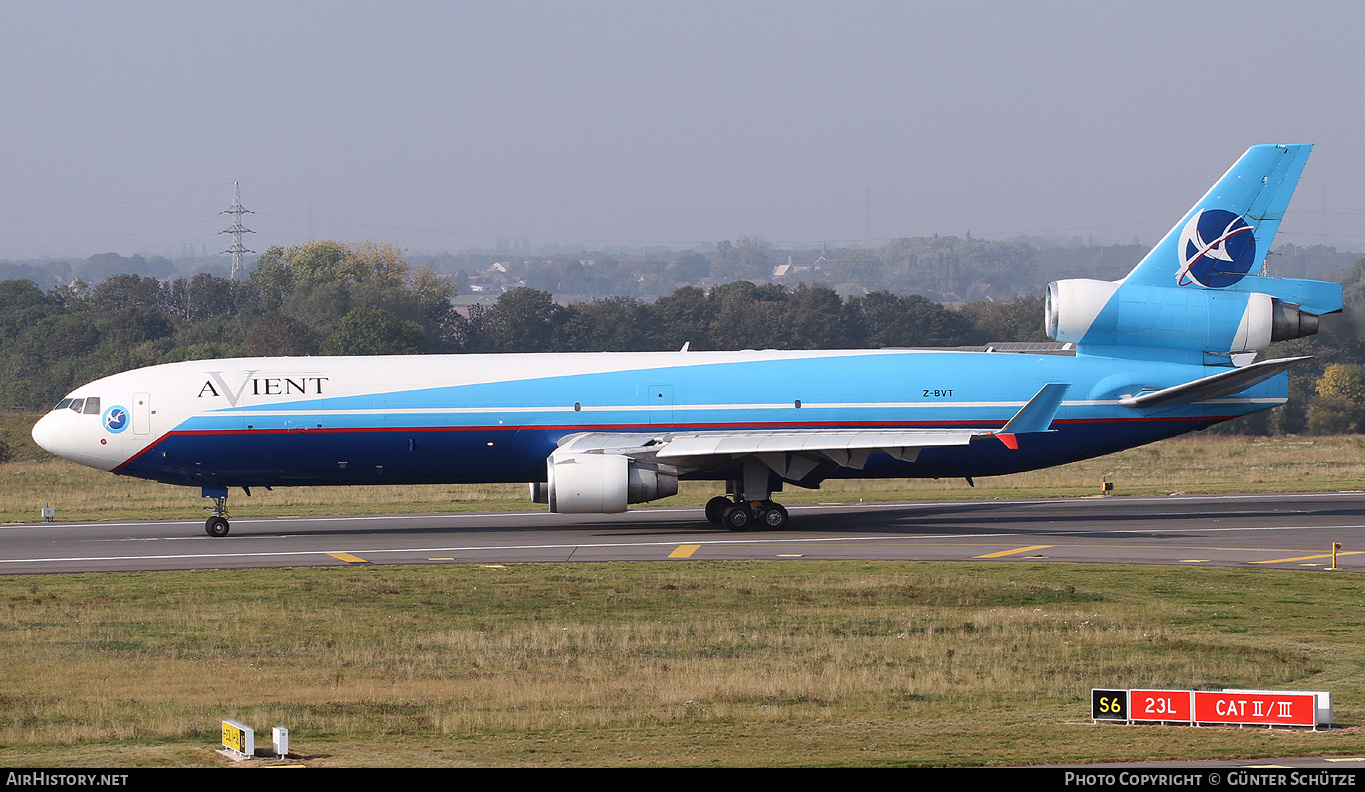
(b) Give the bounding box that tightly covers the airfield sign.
[1193,691,1316,727]
[221,719,254,755]
[1130,689,1193,723]
[1091,688,1328,729]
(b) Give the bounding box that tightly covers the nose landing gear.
[202,486,231,537]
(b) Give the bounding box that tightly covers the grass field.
[3,411,1365,766]
[0,562,1362,767]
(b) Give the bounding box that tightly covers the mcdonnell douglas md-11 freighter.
[32,145,1342,536]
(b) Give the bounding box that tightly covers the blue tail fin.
[1124,144,1310,289]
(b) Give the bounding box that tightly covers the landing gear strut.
[202,487,231,537]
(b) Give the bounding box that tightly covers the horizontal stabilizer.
[1118,357,1309,408]
[1226,275,1343,317]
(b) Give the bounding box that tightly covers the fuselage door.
[132,392,151,435]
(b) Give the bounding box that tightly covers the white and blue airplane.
[31,145,1342,537]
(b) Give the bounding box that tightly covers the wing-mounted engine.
[1045,278,1330,356]
[543,453,678,514]
[530,435,679,514]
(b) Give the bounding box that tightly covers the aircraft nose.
[29,407,120,472]
[31,412,59,456]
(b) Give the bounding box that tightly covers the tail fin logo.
[1175,209,1256,288]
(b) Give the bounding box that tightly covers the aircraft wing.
[554,427,988,486]
[650,428,990,481]
[552,383,1071,481]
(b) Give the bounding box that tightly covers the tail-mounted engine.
[1045,278,1327,355]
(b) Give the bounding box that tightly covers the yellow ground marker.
[1252,551,1365,565]
[327,552,368,564]
[974,544,1054,559]
[669,544,701,558]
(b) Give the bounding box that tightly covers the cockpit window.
[54,399,72,411]
[82,397,100,415]
[68,399,84,413]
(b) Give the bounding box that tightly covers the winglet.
[995,383,1070,446]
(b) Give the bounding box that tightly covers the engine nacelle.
[1045,279,1320,354]
[537,453,679,514]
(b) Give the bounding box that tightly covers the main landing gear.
[706,496,789,531]
[704,460,790,531]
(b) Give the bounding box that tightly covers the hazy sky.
[2,1,1363,260]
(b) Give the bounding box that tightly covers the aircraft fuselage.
[31,347,1275,490]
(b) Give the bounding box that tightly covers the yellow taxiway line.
[973,544,1054,559]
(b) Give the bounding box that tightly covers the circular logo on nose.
[103,405,129,434]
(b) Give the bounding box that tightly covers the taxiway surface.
[2,491,1363,575]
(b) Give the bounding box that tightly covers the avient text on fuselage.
[197,376,329,399]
